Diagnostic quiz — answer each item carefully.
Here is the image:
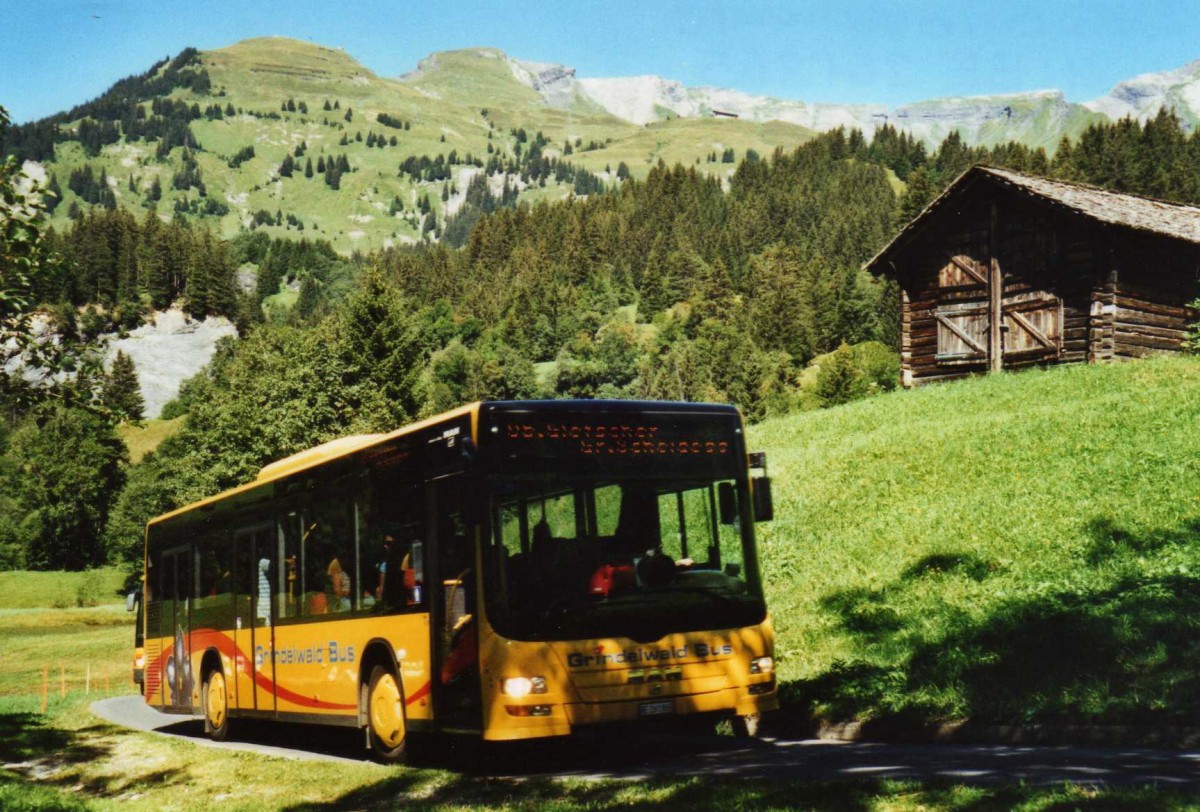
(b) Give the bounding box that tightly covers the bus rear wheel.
[365,665,407,763]
[203,669,230,742]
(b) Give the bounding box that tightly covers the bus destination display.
[490,410,740,477]
[503,421,731,457]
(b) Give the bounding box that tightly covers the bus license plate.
[638,700,674,717]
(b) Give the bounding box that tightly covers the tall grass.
[0,568,128,610]
[750,356,1200,724]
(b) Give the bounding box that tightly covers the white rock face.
[509,58,581,109]
[888,90,1075,146]
[578,76,702,124]
[106,309,238,419]
[1085,60,1200,127]
[688,86,885,132]
[574,75,1087,146]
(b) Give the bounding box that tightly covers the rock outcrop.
[106,309,238,419]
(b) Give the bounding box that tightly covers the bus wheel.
[731,713,761,738]
[203,669,230,742]
[366,665,407,763]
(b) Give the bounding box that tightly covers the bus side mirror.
[718,482,737,524]
[126,592,138,612]
[752,477,774,522]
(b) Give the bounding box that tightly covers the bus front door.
[430,476,481,731]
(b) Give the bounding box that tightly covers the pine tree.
[305,157,314,178]
[104,350,145,422]
[295,274,320,318]
[899,166,937,223]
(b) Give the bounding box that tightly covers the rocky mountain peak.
[509,58,579,108]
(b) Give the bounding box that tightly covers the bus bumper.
[483,685,777,741]
[566,686,777,725]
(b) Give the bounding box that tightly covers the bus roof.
[146,402,481,528]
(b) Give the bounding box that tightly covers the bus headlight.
[501,676,547,697]
[749,656,774,675]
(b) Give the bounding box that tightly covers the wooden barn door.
[934,235,991,365]
[935,206,1061,370]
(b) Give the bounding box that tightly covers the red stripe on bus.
[147,629,356,711]
[406,680,431,705]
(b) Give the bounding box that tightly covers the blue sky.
[2,0,1198,124]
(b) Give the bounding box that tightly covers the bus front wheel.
[365,665,407,763]
[203,669,230,742]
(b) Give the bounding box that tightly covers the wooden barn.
[866,165,1200,386]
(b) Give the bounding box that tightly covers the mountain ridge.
[397,41,1200,147]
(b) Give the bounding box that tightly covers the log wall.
[1111,234,1199,359]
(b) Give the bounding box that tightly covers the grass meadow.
[751,354,1200,726]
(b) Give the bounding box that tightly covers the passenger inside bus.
[256,558,271,626]
[327,554,351,612]
[374,535,395,602]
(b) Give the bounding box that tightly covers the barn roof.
[867,164,1200,274]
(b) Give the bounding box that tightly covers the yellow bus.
[137,400,777,761]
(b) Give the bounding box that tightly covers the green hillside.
[29,38,816,253]
[751,356,1200,726]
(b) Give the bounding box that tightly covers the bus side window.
[279,512,303,620]
[364,451,426,614]
[194,530,234,631]
[254,526,275,628]
[303,485,357,614]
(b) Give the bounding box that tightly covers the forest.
[3,101,1200,572]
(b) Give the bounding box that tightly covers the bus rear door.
[161,544,194,711]
[233,524,277,712]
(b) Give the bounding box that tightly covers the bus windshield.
[480,404,765,642]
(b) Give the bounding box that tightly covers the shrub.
[76,570,103,607]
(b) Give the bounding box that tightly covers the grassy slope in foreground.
[750,355,1200,726]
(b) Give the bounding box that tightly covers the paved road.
[92,697,1200,788]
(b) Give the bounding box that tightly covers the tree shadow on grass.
[286,772,1194,811]
[0,712,103,765]
[0,711,189,799]
[284,770,889,811]
[788,518,1200,728]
